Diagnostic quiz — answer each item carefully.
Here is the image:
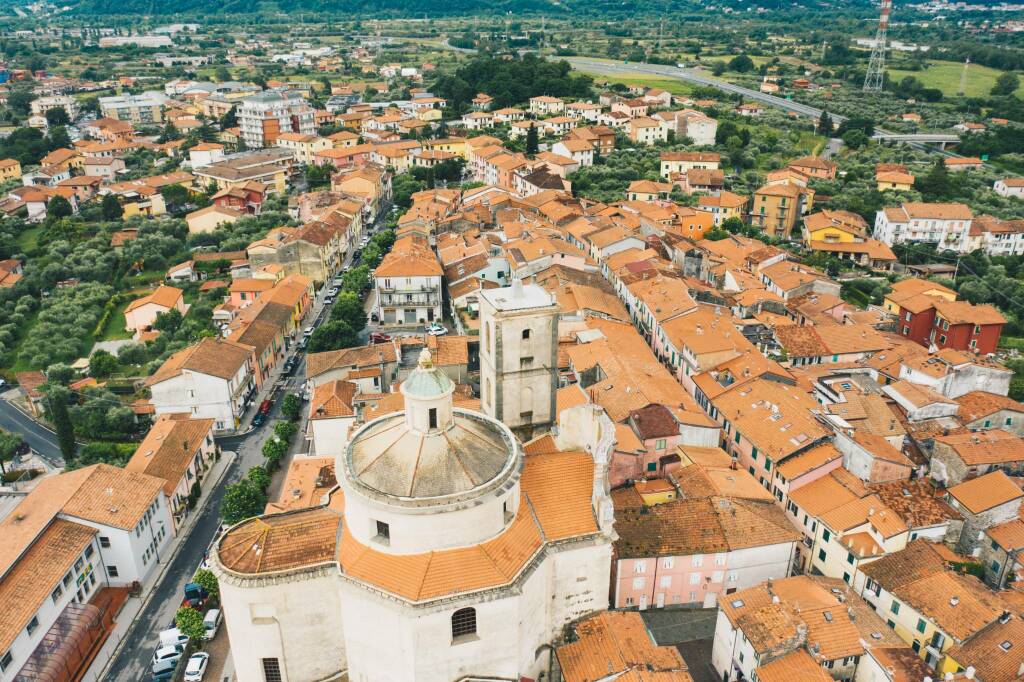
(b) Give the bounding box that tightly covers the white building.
[372,235,443,326]
[0,464,172,682]
[528,96,565,116]
[30,95,80,120]
[873,202,974,252]
[145,336,255,432]
[678,109,718,146]
[238,90,316,149]
[211,349,616,682]
[994,178,1024,198]
[479,282,559,440]
[308,379,359,457]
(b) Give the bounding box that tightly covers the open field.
[888,60,1024,99]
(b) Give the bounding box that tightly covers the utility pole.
[864,0,892,91]
[957,57,970,96]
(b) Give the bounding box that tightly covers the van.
[203,609,222,640]
[158,627,189,648]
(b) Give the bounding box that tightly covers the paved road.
[101,207,393,681]
[822,137,844,160]
[0,399,64,467]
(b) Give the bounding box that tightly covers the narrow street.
[0,399,64,467]
[100,204,390,681]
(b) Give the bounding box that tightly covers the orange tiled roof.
[125,414,214,496]
[557,611,692,682]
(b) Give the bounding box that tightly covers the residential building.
[373,234,443,326]
[123,285,187,339]
[528,95,565,116]
[145,336,256,432]
[859,539,1008,668]
[275,132,331,165]
[0,158,21,183]
[697,191,747,226]
[192,149,295,195]
[873,203,973,252]
[612,491,798,609]
[238,90,316,149]
[125,414,216,528]
[751,183,814,238]
[711,574,913,682]
[0,464,172,682]
[556,611,691,682]
[994,178,1024,198]
[946,471,1024,557]
[929,430,1024,486]
[98,93,165,125]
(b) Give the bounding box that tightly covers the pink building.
[611,492,799,609]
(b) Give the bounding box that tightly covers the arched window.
[451,607,477,640]
[522,328,531,340]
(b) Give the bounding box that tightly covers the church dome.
[343,349,520,507]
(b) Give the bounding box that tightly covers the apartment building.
[238,90,316,149]
[873,202,973,252]
[98,93,165,125]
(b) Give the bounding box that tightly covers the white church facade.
[211,283,618,682]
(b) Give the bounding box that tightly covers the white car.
[152,645,184,674]
[183,652,209,682]
[425,324,447,336]
[302,326,315,337]
[203,608,222,640]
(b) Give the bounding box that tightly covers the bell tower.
[478,280,559,440]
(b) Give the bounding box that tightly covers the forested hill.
[32,0,870,18]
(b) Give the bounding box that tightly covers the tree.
[220,479,267,525]
[44,386,76,461]
[89,349,118,378]
[45,107,70,127]
[214,66,232,82]
[7,88,36,116]
[525,123,539,156]
[992,72,1020,97]
[721,217,746,234]
[0,430,21,475]
[46,126,71,150]
[915,159,952,202]
[192,568,220,603]
[307,320,358,352]
[47,195,72,219]
[711,61,726,77]
[219,106,238,129]
[153,308,184,334]
[728,54,755,73]
[175,606,206,643]
[101,194,123,220]
[261,437,286,470]
[161,183,190,209]
[274,420,298,442]
[281,393,302,421]
[246,465,270,493]
[817,110,834,136]
[841,129,867,149]
[330,291,367,331]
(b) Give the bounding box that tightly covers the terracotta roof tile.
[125,415,214,496]
[557,611,691,682]
[754,650,831,682]
[948,470,1024,514]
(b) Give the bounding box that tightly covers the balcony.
[377,283,439,294]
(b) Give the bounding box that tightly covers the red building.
[897,295,1005,354]
[211,181,266,215]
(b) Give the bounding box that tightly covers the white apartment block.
[873,202,973,252]
[238,90,316,149]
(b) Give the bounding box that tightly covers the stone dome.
[343,348,519,506]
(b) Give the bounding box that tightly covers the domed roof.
[346,410,517,501]
[400,348,453,400]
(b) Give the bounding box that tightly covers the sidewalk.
[80,449,238,682]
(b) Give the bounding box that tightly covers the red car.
[369,332,392,344]
[258,400,273,415]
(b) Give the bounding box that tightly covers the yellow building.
[275,133,331,165]
[0,158,21,182]
[876,167,915,192]
[422,137,468,160]
[882,277,957,314]
[750,182,814,238]
[802,209,868,245]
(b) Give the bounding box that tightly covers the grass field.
[888,60,1024,99]
[16,226,42,254]
[98,298,133,342]
[572,65,696,96]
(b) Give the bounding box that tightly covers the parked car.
[152,670,175,682]
[302,326,315,337]
[369,332,391,344]
[203,609,222,640]
[181,582,208,610]
[282,356,298,376]
[425,324,447,336]
[158,628,189,648]
[258,400,273,415]
[296,337,309,351]
[152,645,184,674]
[328,287,340,296]
[324,296,334,306]
[183,652,210,682]
[251,411,266,427]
